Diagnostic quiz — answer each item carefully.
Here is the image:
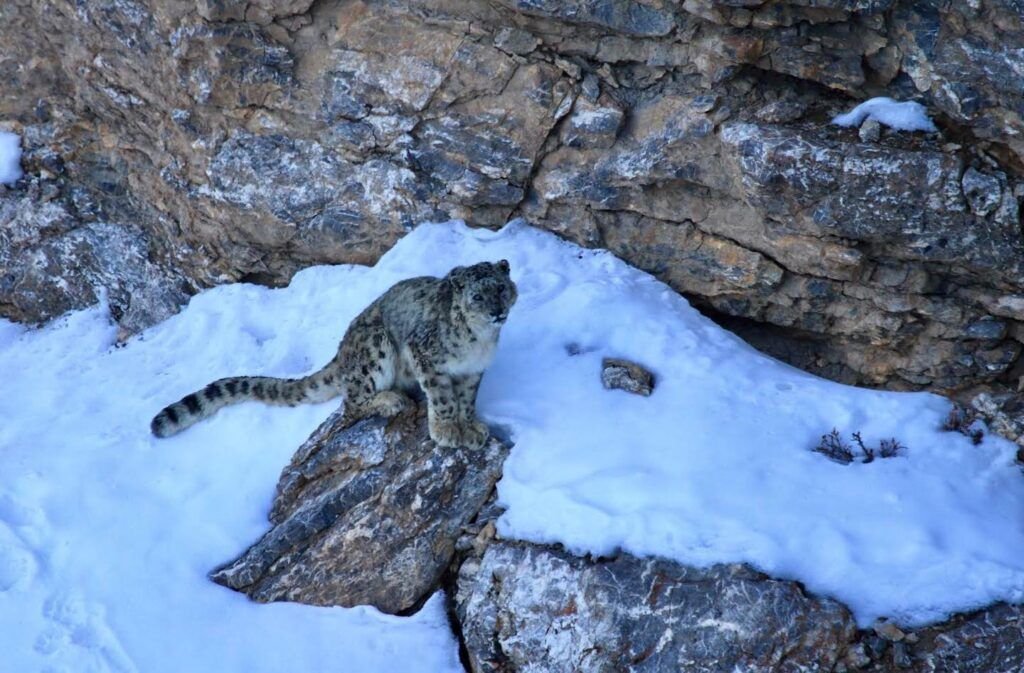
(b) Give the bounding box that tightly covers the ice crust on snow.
[832,97,938,132]
[1,222,1022,673]
[0,131,23,184]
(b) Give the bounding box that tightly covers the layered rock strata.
[2,0,1023,389]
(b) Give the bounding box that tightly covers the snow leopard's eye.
[473,293,483,301]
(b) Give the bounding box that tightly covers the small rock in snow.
[601,357,654,396]
[970,391,1024,444]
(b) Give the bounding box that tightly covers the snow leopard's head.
[449,260,517,326]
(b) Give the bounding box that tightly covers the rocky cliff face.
[2,0,1023,390]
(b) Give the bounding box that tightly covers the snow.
[0,296,464,670]
[832,97,938,133]
[1,221,1022,673]
[0,131,23,184]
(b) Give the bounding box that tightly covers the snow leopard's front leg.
[420,371,463,448]
[408,346,463,448]
[453,373,488,448]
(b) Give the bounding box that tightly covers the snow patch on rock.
[0,131,23,184]
[832,97,938,133]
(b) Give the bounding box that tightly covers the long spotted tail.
[150,369,342,438]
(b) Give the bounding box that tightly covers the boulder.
[455,541,858,673]
[210,404,509,613]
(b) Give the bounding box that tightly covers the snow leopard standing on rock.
[151,260,517,449]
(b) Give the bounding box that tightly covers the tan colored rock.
[2,0,1024,393]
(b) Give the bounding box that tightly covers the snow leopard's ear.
[495,259,510,274]
[447,265,469,289]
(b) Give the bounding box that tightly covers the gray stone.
[560,96,625,150]
[969,391,1024,446]
[894,3,1024,164]
[493,27,539,55]
[494,0,676,37]
[965,318,1008,341]
[456,541,858,672]
[209,404,509,613]
[867,635,890,659]
[196,0,315,23]
[914,604,1024,673]
[690,94,719,113]
[755,98,809,123]
[580,73,601,102]
[0,176,190,336]
[601,357,655,396]
[845,642,873,669]
[963,167,1004,218]
[873,619,906,642]
[892,641,912,668]
[859,118,882,143]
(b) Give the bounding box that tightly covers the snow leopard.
[150,260,517,449]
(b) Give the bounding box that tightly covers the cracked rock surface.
[455,541,857,673]
[2,0,1023,386]
[209,404,509,613]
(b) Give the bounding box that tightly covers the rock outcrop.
[2,0,1024,390]
[455,542,857,672]
[0,173,192,337]
[210,404,509,613]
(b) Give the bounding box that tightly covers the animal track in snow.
[0,489,47,591]
[38,591,139,673]
[0,522,37,592]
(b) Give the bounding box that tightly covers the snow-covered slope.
[0,266,464,671]
[2,222,1023,671]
